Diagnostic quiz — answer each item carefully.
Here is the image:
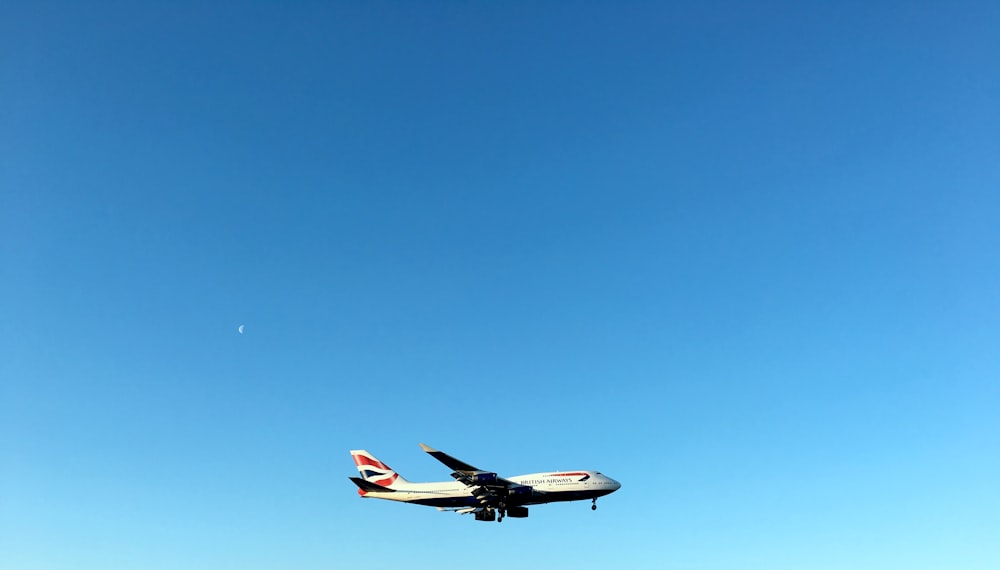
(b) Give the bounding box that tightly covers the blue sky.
[2,1,998,568]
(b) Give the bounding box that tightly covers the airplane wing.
[419,443,488,473]
[419,443,533,508]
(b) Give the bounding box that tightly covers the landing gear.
[591,498,597,511]
[498,506,506,523]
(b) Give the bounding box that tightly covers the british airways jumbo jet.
[349,443,621,522]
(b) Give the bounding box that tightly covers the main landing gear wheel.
[591,499,598,511]
[498,508,505,523]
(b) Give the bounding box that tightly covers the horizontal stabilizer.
[350,476,396,493]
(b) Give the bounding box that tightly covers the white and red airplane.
[349,443,621,522]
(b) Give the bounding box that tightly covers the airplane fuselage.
[360,470,620,509]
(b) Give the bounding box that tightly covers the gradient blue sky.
[2,2,999,569]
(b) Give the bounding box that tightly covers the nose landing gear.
[591,498,597,511]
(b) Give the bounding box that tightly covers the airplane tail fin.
[350,449,410,489]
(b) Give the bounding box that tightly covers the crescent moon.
[238,325,245,334]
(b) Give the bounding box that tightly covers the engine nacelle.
[468,472,498,485]
[474,508,496,522]
[506,506,529,518]
[506,485,532,498]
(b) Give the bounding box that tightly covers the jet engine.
[467,472,498,485]
[506,506,529,518]
[505,485,532,498]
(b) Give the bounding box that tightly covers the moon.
[238,324,245,334]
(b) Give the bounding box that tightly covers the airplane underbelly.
[409,495,480,508]
[523,487,611,505]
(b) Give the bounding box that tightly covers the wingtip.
[419,443,435,452]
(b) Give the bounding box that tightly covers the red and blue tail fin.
[350,450,409,490]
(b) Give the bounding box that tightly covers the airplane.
[349,443,621,522]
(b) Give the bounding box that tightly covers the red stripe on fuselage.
[550,472,589,477]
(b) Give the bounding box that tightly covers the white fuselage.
[361,470,621,509]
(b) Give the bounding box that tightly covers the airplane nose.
[609,477,621,491]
